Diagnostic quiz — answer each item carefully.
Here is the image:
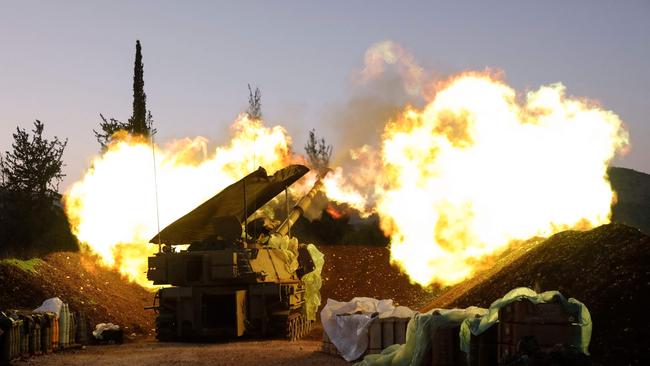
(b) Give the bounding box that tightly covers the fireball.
[65,115,295,286]
[376,72,628,286]
[65,71,629,290]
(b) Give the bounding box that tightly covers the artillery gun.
[146,164,326,341]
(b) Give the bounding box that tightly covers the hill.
[318,244,438,309]
[0,252,155,337]
[421,223,650,365]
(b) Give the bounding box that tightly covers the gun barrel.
[274,172,328,236]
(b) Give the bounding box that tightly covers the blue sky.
[1,1,648,189]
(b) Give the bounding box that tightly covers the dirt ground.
[0,252,154,335]
[17,339,348,366]
[319,244,438,309]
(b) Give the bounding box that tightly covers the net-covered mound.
[318,245,439,311]
[0,252,155,337]
[422,223,650,365]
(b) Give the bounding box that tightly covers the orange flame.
[325,204,345,220]
[65,115,296,286]
[374,72,628,286]
[65,71,629,290]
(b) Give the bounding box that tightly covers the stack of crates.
[39,313,55,354]
[51,312,59,351]
[68,311,76,346]
[461,298,580,365]
[0,313,23,364]
[497,298,578,363]
[321,329,340,356]
[0,303,87,362]
[430,324,467,366]
[467,325,498,366]
[374,317,409,353]
[321,315,412,359]
[76,312,90,345]
[58,303,70,349]
[27,313,42,356]
[17,314,30,359]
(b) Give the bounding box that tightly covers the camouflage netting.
[354,307,485,366]
[459,287,592,355]
[267,234,324,321]
[303,244,325,321]
[354,287,591,366]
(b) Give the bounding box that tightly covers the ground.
[0,252,154,336]
[319,244,437,310]
[3,224,649,365]
[16,338,347,366]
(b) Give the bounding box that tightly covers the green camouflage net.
[303,244,324,321]
[267,234,324,321]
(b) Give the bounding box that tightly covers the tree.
[247,84,262,120]
[129,40,149,136]
[0,120,77,257]
[1,120,67,195]
[93,114,129,150]
[94,40,154,149]
[304,129,332,176]
[0,154,5,186]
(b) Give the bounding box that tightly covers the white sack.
[93,323,120,339]
[33,297,63,316]
[321,297,415,361]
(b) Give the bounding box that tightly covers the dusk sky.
[1,0,649,190]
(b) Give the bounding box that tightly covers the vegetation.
[304,129,332,176]
[1,120,66,194]
[0,121,78,258]
[0,258,44,275]
[292,207,389,247]
[129,40,149,136]
[94,40,155,149]
[247,84,262,120]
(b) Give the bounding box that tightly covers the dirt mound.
[422,223,650,365]
[0,252,155,337]
[318,245,438,310]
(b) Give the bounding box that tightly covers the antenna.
[285,186,290,237]
[243,177,248,248]
[151,133,162,253]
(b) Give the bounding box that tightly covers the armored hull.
[146,165,323,341]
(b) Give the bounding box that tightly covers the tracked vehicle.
[146,165,324,341]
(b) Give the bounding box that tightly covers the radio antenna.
[243,177,248,248]
[151,133,162,253]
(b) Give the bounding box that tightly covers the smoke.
[319,41,437,211]
[356,40,426,96]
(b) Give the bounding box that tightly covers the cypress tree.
[94,40,154,149]
[130,40,148,136]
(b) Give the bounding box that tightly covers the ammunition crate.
[497,299,579,363]
[321,316,412,360]
[431,325,467,366]
[468,325,498,366]
[0,315,23,363]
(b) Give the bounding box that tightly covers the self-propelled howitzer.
[146,165,326,341]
